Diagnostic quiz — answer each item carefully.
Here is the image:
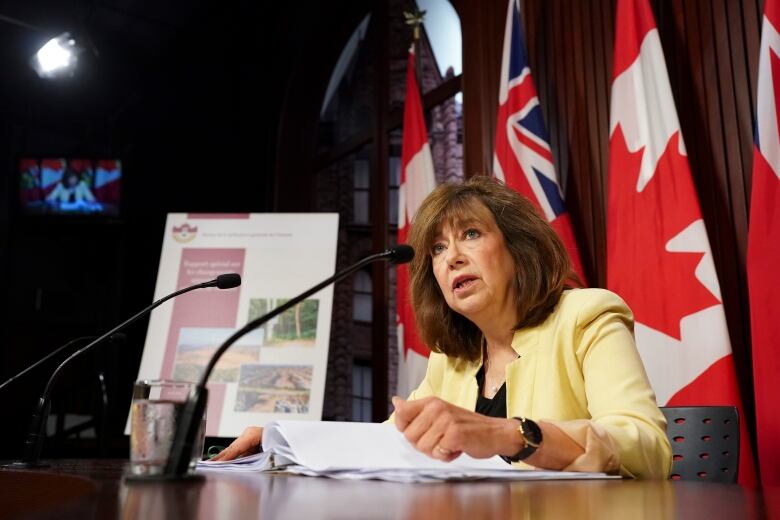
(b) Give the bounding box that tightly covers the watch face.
[522,418,543,446]
[502,417,543,463]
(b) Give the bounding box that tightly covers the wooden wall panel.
[453,0,505,178]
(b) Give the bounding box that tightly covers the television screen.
[19,158,121,216]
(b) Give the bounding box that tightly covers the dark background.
[0,0,308,458]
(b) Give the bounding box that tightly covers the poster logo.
[172,223,198,243]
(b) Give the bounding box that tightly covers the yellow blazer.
[402,288,672,479]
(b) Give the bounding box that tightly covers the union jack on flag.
[493,0,586,280]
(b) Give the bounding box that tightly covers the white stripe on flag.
[401,143,436,226]
[609,29,687,192]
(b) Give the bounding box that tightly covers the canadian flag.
[397,46,437,397]
[607,0,755,484]
[749,0,780,486]
[95,159,121,204]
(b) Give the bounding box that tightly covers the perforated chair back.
[660,406,739,483]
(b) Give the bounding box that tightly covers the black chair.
[660,406,739,483]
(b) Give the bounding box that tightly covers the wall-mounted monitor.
[19,157,121,216]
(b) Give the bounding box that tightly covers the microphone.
[162,245,415,479]
[386,244,414,264]
[212,273,242,290]
[5,273,242,469]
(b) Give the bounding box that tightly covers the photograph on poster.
[235,364,313,413]
[172,327,264,383]
[248,298,319,348]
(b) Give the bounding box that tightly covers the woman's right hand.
[209,426,263,461]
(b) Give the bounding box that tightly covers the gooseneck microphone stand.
[6,273,241,468]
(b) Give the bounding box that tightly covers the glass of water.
[129,380,207,478]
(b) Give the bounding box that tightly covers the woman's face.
[430,201,518,326]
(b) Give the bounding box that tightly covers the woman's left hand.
[391,396,522,462]
[209,426,263,461]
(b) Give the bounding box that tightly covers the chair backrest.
[660,406,739,483]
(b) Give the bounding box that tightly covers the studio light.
[31,32,83,79]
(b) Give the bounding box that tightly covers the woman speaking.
[214,176,671,479]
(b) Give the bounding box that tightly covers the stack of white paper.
[197,420,620,483]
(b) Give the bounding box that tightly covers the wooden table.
[0,460,770,519]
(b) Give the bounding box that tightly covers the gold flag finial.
[403,9,426,41]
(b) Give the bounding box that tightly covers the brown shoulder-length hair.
[407,175,579,362]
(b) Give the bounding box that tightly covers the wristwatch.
[502,417,543,463]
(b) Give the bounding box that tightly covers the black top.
[474,364,507,419]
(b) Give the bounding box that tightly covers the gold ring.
[436,445,452,455]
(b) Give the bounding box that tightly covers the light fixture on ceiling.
[0,13,89,79]
[30,32,84,78]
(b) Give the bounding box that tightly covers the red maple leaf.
[607,126,720,340]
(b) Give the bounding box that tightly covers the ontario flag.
[493,0,586,282]
[607,0,755,484]
[749,0,780,486]
[397,45,437,397]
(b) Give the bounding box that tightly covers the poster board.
[131,213,339,436]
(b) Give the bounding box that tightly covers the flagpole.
[396,8,437,398]
[403,9,425,98]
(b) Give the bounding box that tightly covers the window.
[353,159,370,224]
[388,155,400,225]
[416,0,462,100]
[314,0,463,417]
[321,14,372,120]
[351,362,373,421]
[353,269,372,323]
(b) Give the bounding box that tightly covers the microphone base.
[0,460,50,469]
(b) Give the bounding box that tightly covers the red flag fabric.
[749,0,780,486]
[397,46,437,397]
[493,0,586,282]
[95,160,122,204]
[607,0,756,484]
[40,158,66,196]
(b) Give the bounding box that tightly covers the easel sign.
[131,213,339,436]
